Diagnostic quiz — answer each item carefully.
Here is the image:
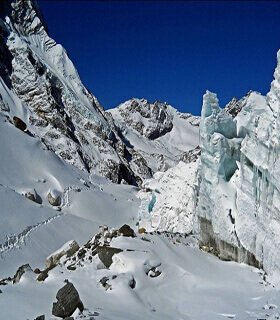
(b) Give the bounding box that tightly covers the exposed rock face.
[13,116,26,131]
[0,0,140,185]
[118,224,136,237]
[52,282,84,318]
[0,263,33,285]
[24,188,42,204]
[113,99,174,140]
[46,240,80,269]
[224,91,255,118]
[108,98,200,174]
[196,54,280,273]
[97,246,123,268]
[13,263,32,283]
[0,1,201,185]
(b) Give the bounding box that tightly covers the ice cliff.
[197,51,280,274]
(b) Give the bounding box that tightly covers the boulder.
[97,245,123,268]
[33,268,41,274]
[52,282,84,318]
[47,189,62,206]
[24,189,42,204]
[37,270,49,282]
[46,240,79,269]
[34,316,45,320]
[118,224,136,237]
[13,116,27,131]
[138,227,146,234]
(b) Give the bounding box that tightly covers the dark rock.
[37,270,48,282]
[24,189,42,204]
[13,116,27,131]
[199,217,263,269]
[67,265,76,271]
[77,248,86,259]
[100,276,110,288]
[34,315,45,320]
[97,245,123,268]
[33,268,41,274]
[118,224,136,238]
[13,264,32,284]
[144,261,162,278]
[149,269,161,278]
[0,279,8,286]
[129,277,136,289]
[52,282,84,318]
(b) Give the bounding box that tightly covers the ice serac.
[197,51,280,273]
[108,98,200,175]
[0,0,139,185]
[138,161,198,233]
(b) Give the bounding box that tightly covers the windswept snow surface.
[1,233,279,320]
[0,113,140,277]
[2,107,280,319]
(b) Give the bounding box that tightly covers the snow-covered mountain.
[108,98,200,174]
[0,0,200,186]
[2,0,280,319]
[0,0,152,185]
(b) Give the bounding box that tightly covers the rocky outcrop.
[46,240,80,269]
[118,224,136,237]
[97,246,123,268]
[0,1,201,185]
[112,99,174,140]
[52,282,84,318]
[0,263,32,285]
[108,98,200,174]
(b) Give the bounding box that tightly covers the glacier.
[196,50,280,274]
[1,0,280,319]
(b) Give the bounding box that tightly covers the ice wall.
[197,51,280,274]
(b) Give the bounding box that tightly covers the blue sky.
[39,1,280,115]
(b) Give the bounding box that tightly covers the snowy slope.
[2,230,279,320]
[108,98,200,174]
[0,111,140,277]
[1,1,280,319]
